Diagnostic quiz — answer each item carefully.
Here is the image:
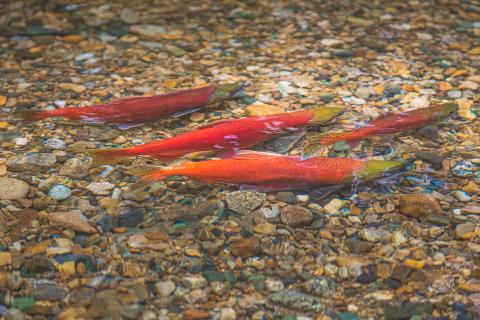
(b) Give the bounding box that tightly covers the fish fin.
[150,154,181,162]
[196,118,238,129]
[12,110,45,124]
[239,184,289,192]
[86,149,129,167]
[227,150,285,161]
[127,165,169,192]
[117,123,143,130]
[170,107,202,118]
[263,130,306,154]
[308,185,345,201]
[126,164,164,176]
[110,96,150,106]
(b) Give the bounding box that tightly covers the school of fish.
[11,82,459,193]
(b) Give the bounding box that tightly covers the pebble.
[410,96,429,109]
[398,194,443,218]
[447,90,462,98]
[268,290,324,312]
[219,308,236,320]
[280,206,313,227]
[45,138,66,150]
[320,39,344,48]
[355,86,371,99]
[48,185,72,201]
[225,191,266,214]
[358,228,383,242]
[452,190,472,202]
[120,8,140,24]
[0,177,29,200]
[230,237,260,258]
[302,277,337,297]
[58,83,86,93]
[87,182,115,195]
[130,24,167,40]
[59,158,89,178]
[452,160,474,177]
[155,280,176,297]
[245,102,284,116]
[324,199,345,214]
[48,211,97,234]
[7,153,57,172]
[455,223,476,239]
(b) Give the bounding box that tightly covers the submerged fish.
[86,105,345,166]
[13,83,245,129]
[127,150,405,192]
[305,102,458,148]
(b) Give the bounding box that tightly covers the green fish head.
[355,159,407,181]
[209,82,247,103]
[311,104,346,123]
[437,102,459,119]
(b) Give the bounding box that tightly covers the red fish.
[311,102,458,147]
[14,83,246,129]
[127,150,405,192]
[86,105,345,166]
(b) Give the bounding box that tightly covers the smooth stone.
[130,24,166,40]
[398,194,443,218]
[7,153,57,172]
[358,228,383,242]
[155,280,176,297]
[120,8,139,24]
[384,302,433,320]
[230,237,261,258]
[345,239,374,253]
[324,199,345,214]
[276,192,297,204]
[455,223,476,239]
[49,211,97,234]
[87,182,115,195]
[0,177,29,200]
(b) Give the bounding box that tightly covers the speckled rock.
[225,191,266,214]
[280,206,313,227]
[302,277,337,297]
[59,158,89,178]
[268,290,324,312]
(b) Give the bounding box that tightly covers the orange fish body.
[87,105,345,165]
[319,103,458,146]
[129,151,405,192]
[15,83,245,128]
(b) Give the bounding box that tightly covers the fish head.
[355,159,407,181]
[209,82,248,103]
[436,102,458,119]
[310,104,346,123]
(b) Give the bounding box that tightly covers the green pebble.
[410,316,422,320]
[339,312,359,320]
[223,271,237,284]
[12,296,35,311]
[281,316,297,320]
[203,270,224,283]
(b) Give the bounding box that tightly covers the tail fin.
[13,110,47,124]
[86,148,129,167]
[126,164,170,192]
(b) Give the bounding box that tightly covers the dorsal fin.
[196,118,239,129]
[229,150,288,161]
[110,96,151,107]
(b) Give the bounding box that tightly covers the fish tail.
[86,148,130,167]
[12,110,49,123]
[126,165,171,192]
